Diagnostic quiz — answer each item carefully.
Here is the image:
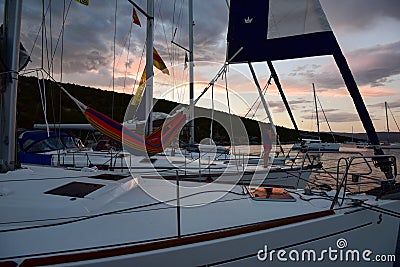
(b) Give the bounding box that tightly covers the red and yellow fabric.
[131,48,169,106]
[132,7,141,27]
[153,47,170,75]
[84,107,186,155]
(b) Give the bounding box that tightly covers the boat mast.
[0,0,23,172]
[351,126,354,143]
[312,83,320,140]
[266,61,301,141]
[144,0,154,135]
[188,0,194,144]
[385,101,390,142]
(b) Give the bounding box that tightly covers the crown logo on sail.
[244,17,253,24]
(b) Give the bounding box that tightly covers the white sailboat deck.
[0,164,391,263]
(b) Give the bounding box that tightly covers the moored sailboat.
[291,84,340,152]
[381,102,400,149]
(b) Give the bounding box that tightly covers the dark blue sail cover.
[227,0,340,62]
[227,0,393,177]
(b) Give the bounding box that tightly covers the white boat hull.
[292,142,340,152]
[1,166,398,266]
[381,143,400,149]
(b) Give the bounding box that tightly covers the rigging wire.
[316,95,336,142]
[156,0,177,102]
[59,0,67,132]
[27,1,51,60]
[45,0,58,143]
[387,103,400,132]
[0,189,248,233]
[49,0,73,72]
[170,0,186,102]
[223,69,238,162]
[111,0,117,119]
[41,0,45,69]
[355,201,400,219]
[123,22,134,94]
[36,70,49,135]
[244,75,272,119]
[210,83,214,141]
[156,0,172,66]
[131,42,146,96]
[49,0,53,76]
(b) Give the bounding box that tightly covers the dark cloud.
[301,111,360,123]
[13,0,229,80]
[368,100,400,109]
[288,41,400,89]
[321,0,400,32]
[2,0,398,93]
[268,98,313,113]
[349,41,400,87]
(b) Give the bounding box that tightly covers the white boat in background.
[292,84,340,152]
[381,143,400,149]
[16,129,315,189]
[358,102,400,150]
[1,0,399,266]
[292,138,340,152]
[381,102,400,149]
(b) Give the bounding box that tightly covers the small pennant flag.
[131,48,170,106]
[75,0,89,6]
[131,69,146,106]
[132,7,141,27]
[153,47,170,75]
[184,52,188,69]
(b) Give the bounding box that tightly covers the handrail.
[330,154,397,209]
[329,157,349,209]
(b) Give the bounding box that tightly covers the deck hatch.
[90,174,128,181]
[44,182,104,198]
[248,187,296,202]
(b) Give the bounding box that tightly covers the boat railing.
[51,150,127,171]
[330,154,397,209]
[304,151,372,178]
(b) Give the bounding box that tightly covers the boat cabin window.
[27,137,64,152]
[24,136,78,153]
[63,136,79,149]
[44,182,104,198]
[91,174,128,181]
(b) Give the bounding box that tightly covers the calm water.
[239,144,400,192]
[308,144,400,191]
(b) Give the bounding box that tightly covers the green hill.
[16,76,352,144]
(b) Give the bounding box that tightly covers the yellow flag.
[75,0,89,6]
[131,70,146,106]
[131,49,169,106]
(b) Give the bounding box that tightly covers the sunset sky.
[3,0,400,133]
